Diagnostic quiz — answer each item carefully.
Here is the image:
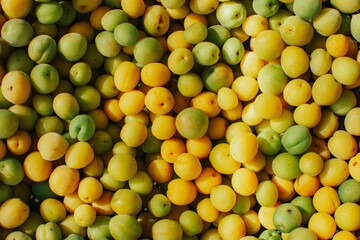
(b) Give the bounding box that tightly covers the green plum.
[337,13,352,36]
[161,0,186,9]
[253,0,280,17]
[177,72,203,98]
[35,1,64,24]
[62,132,78,145]
[0,182,12,203]
[351,13,360,41]
[293,0,321,21]
[192,42,220,66]
[108,214,142,240]
[133,37,163,65]
[69,114,96,142]
[0,109,19,139]
[82,44,105,69]
[53,93,79,120]
[31,180,57,201]
[95,31,121,58]
[8,105,38,131]
[257,63,288,95]
[152,219,183,240]
[94,74,119,98]
[272,153,302,180]
[58,33,87,61]
[103,0,122,8]
[273,203,302,233]
[114,23,139,47]
[0,87,12,109]
[216,1,247,29]
[141,128,163,154]
[32,21,57,38]
[257,129,282,155]
[19,212,45,239]
[206,25,231,48]
[128,171,153,196]
[57,1,77,27]
[175,107,209,139]
[101,9,128,32]
[1,19,34,47]
[337,179,360,203]
[148,194,172,218]
[6,49,36,75]
[74,86,101,112]
[32,94,54,116]
[87,216,111,240]
[30,63,60,94]
[290,196,316,224]
[35,116,64,137]
[69,62,92,86]
[202,62,233,92]
[28,35,57,64]
[232,194,251,215]
[286,227,317,240]
[329,88,357,116]
[0,158,24,186]
[259,229,281,240]
[183,22,208,45]
[100,168,126,192]
[256,180,279,207]
[269,9,292,33]
[281,125,312,155]
[222,37,245,65]
[179,210,203,236]
[5,231,32,240]
[63,234,84,240]
[88,131,113,155]
[36,222,62,240]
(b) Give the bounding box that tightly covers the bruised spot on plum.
[353,161,358,167]
[159,15,164,25]
[80,5,87,11]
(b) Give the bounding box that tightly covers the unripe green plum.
[8,104,38,131]
[0,182,12,204]
[0,109,19,139]
[206,25,231,48]
[30,64,60,94]
[69,62,92,86]
[5,231,32,240]
[1,19,34,47]
[109,214,142,240]
[28,35,57,64]
[87,216,111,240]
[286,227,317,240]
[216,1,247,29]
[114,23,139,47]
[82,44,105,69]
[337,179,360,203]
[88,131,113,155]
[0,158,24,186]
[179,210,203,236]
[273,203,302,233]
[257,63,287,95]
[134,37,163,65]
[281,125,312,155]
[176,107,209,139]
[18,212,45,239]
[258,229,281,240]
[58,33,87,62]
[202,62,233,92]
[6,50,36,75]
[74,86,101,112]
[253,0,280,17]
[57,1,77,27]
[148,194,171,218]
[152,219,183,240]
[183,22,208,45]
[222,37,245,65]
[31,180,57,201]
[69,114,96,142]
[293,0,321,20]
[32,21,57,38]
[272,153,302,180]
[257,129,281,155]
[192,42,220,66]
[101,9,128,32]
[290,196,316,224]
[256,180,279,207]
[53,93,79,120]
[35,116,64,137]
[36,222,62,240]
[35,1,64,24]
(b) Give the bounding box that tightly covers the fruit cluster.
[0,0,360,239]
